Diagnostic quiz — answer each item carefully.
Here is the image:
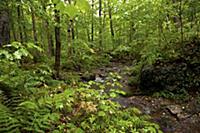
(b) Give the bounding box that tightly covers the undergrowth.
[0,43,162,133]
[0,74,162,133]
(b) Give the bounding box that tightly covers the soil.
[84,61,200,133]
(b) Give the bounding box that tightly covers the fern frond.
[0,103,20,133]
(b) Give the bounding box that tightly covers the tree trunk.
[91,0,94,42]
[9,7,17,41]
[68,20,72,57]
[99,0,103,49]
[103,1,106,32]
[71,19,75,40]
[17,5,23,43]
[21,9,28,42]
[0,8,10,46]
[66,0,74,57]
[108,0,115,41]
[54,9,61,79]
[42,3,54,56]
[46,21,54,56]
[31,7,38,45]
[87,28,90,42]
[129,10,135,43]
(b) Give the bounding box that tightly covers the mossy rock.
[81,71,96,82]
[139,40,200,95]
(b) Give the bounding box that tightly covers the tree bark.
[99,0,103,49]
[54,9,61,79]
[9,7,17,41]
[17,5,23,43]
[67,0,75,41]
[91,0,94,42]
[31,7,38,45]
[42,3,54,56]
[66,0,74,57]
[71,20,75,40]
[21,9,28,42]
[68,20,72,57]
[47,21,54,56]
[0,8,10,46]
[108,0,115,41]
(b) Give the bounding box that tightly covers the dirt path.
[88,61,200,133]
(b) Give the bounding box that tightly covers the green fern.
[0,103,20,133]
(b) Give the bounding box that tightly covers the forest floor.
[83,61,200,133]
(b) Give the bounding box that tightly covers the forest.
[0,0,200,132]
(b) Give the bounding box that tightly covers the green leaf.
[10,42,22,49]
[75,128,84,133]
[26,42,43,52]
[109,92,117,98]
[98,111,106,117]
[19,48,29,56]
[52,0,60,4]
[65,5,78,18]
[19,101,38,110]
[76,0,90,12]
[0,50,12,60]
[13,50,22,60]
[56,1,66,13]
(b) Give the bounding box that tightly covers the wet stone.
[166,105,183,115]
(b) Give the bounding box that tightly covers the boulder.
[139,40,200,94]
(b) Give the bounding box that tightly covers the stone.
[166,105,183,115]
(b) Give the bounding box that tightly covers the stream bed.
[82,61,200,133]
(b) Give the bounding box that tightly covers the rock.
[166,105,183,115]
[139,65,164,94]
[95,76,104,83]
[139,60,200,94]
[139,40,200,94]
[81,72,95,82]
[165,105,193,120]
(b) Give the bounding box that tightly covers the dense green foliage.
[139,39,200,99]
[0,47,161,132]
[1,0,200,132]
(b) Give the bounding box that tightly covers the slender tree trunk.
[17,5,23,43]
[0,9,10,46]
[31,7,38,45]
[67,0,75,41]
[99,0,103,49]
[103,1,106,31]
[42,3,54,56]
[71,19,75,40]
[129,22,134,42]
[91,0,94,42]
[46,21,54,56]
[108,0,115,41]
[76,23,79,39]
[68,20,72,57]
[54,9,61,79]
[7,4,15,42]
[11,21,17,41]
[21,9,28,42]
[9,7,17,41]
[129,9,136,43]
[87,28,90,42]
[66,0,74,57]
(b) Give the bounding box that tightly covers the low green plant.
[153,89,190,101]
[0,44,162,132]
[0,73,162,133]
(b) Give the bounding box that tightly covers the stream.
[82,61,200,133]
